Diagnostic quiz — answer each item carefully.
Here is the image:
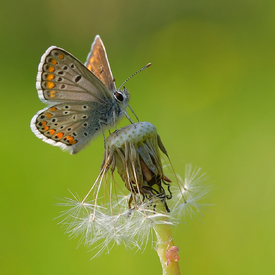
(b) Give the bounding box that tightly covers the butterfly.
[30,35,137,154]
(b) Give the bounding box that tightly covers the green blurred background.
[1,0,275,274]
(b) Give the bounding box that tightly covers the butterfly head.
[113,88,130,108]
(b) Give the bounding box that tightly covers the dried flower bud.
[102,122,172,211]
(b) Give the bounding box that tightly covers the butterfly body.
[31,36,130,154]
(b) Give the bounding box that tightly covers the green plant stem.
[154,205,181,275]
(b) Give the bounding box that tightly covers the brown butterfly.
[31,35,140,154]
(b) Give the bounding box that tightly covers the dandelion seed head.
[58,123,211,258]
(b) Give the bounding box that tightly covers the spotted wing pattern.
[36,46,112,104]
[31,45,117,154]
[30,101,112,154]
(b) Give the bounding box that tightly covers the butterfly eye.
[114,91,124,102]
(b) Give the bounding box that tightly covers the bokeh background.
[1,0,275,274]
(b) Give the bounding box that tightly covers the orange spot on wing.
[49,107,57,111]
[44,126,49,131]
[58,53,64,59]
[42,121,47,126]
[48,91,56,98]
[48,66,55,72]
[55,132,64,139]
[45,113,52,118]
[51,59,57,65]
[46,74,54,81]
[49,129,55,135]
[46,82,55,89]
[66,135,73,142]
[66,135,77,145]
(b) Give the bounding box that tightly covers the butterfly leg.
[98,120,106,147]
[101,127,106,147]
[123,110,137,129]
[123,111,134,124]
[112,110,118,136]
[127,104,139,122]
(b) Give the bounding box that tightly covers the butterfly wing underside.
[31,46,114,154]
[85,35,117,92]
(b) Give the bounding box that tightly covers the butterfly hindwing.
[31,101,113,154]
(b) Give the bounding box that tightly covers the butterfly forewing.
[37,47,112,104]
[85,35,116,92]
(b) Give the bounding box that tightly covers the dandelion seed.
[171,164,211,220]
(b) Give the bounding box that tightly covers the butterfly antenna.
[118,63,151,91]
